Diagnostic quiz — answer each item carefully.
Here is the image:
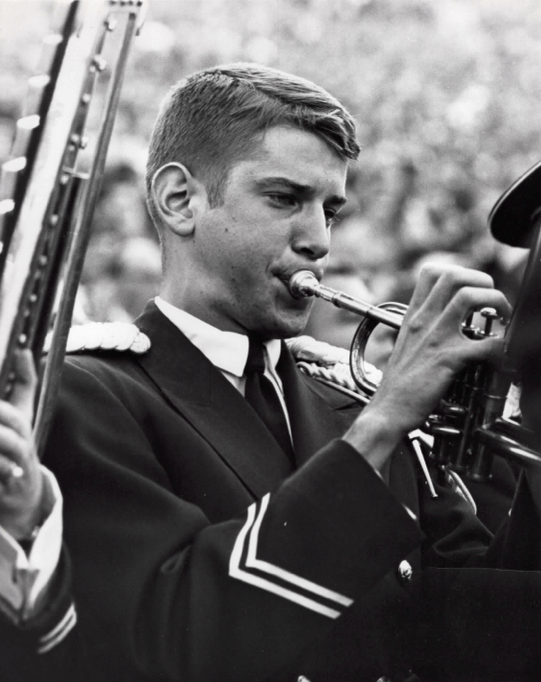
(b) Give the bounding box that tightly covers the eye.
[324,208,339,227]
[267,193,298,209]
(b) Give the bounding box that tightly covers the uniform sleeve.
[0,359,422,682]
[0,546,85,682]
[0,467,63,621]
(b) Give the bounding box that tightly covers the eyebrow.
[255,176,347,209]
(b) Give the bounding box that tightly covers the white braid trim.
[44,322,151,354]
[286,335,380,401]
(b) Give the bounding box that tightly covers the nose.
[291,207,330,261]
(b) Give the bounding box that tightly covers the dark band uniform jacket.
[2,302,540,682]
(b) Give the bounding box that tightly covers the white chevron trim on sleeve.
[247,494,353,607]
[229,495,352,619]
[37,603,77,654]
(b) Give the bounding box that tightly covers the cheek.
[226,232,274,274]
[203,209,282,284]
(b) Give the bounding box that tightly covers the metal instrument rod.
[289,270,403,330]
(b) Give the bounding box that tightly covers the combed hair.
[146,63,360,227]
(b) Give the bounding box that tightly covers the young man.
[0,64,539,682]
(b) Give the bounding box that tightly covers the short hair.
[145,63,360,228]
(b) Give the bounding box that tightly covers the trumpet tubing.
[289,269,407,396]
[289,270,402,330]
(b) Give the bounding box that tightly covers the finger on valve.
[408,264,500,323]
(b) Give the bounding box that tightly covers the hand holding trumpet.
[341,264,512,472]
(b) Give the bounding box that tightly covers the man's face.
[184,125,348,338]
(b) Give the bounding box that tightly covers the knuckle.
[418,262,438,278]
[404,310,425,333]
[453,285,491,308]
[453,287,472,306]
[418,262,449,281]
[443,267,494,291]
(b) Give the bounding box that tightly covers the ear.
[150,162,206,237]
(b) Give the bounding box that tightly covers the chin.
[251,313,306,341]
[273,315,309,340]
[248,298,312,339]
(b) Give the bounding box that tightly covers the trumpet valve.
[480,307,499,337]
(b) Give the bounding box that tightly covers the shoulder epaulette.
[45,322,151,355]
[286,335,381,402]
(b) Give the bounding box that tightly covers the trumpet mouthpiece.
[288,270,319,298]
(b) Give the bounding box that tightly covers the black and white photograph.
[0,1,539,680]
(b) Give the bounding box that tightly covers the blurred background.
[0,0,539,361]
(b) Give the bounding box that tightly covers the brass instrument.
[289,270,405,397]
[0,0,147,455]
[289,211,541,481]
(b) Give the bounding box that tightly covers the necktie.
[244,337,295,462]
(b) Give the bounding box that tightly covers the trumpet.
[289,267,541,482]
[290,270,406,396]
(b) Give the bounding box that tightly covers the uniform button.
[376,677,393,682]
[397,559,413,585]
[297,677,312,682]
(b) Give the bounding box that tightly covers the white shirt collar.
[154,296,282,377]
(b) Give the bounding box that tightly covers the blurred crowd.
[75,162,162,324]
[0,0,537,367]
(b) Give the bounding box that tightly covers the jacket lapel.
[135,303,293,500]
[134,303,366,499]
[278,344,362,467]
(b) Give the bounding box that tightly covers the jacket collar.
[134,302,360,498]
